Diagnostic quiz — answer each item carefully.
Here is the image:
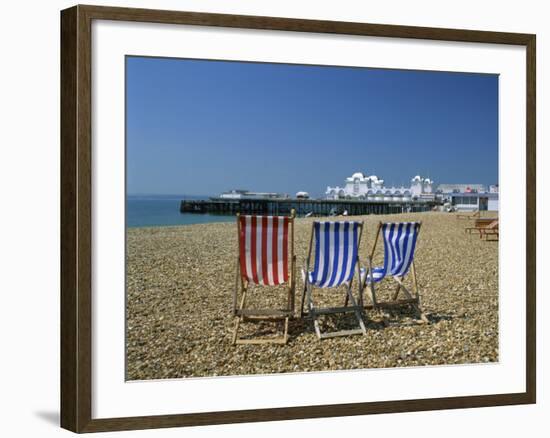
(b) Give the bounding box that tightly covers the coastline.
[126,211,498,380]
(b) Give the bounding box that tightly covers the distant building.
[326,172,434,201]
[437,184,498,211]
[219,189,289,200]
[437,184,486,194]
[295,191,310,199]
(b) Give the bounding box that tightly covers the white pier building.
[326,172,434,202]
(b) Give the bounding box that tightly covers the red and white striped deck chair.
[232,210,296,345]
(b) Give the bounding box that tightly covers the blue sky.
[126,56,498,197]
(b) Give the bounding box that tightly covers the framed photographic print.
[60,4,536,433]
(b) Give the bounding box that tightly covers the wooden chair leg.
[290,256,296,313]
[415,303,429,323]
[232,289,247,345]
[232,286,247,344]
[239,289,248,320]
[233,259,240,316]
[307,286,322,339]
[391,281,401,301]
[311,307,321,339]
[300,281,308,317]
[365,285,376,306]
[313,315,322,339]
[343,272,356,307]
[394,278,428,323]
[410,262,428,322]
[368,281,389,325]
[306,283,313,316]
[346,287,367,335]
[364,284,375,305]
[370,281,379,308]
[231,317,241,345]
[411,261,420,299]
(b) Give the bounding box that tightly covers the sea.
[127,195,235,228]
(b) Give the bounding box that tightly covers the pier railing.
[180,198,438,216]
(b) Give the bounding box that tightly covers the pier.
[180,198,438,216]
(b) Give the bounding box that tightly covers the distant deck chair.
[300,221,367,340]
[456,209,480,220]
[360,222,428,323]
[232,211,296,345]
[480,225,499,241]
[465,219,499,239]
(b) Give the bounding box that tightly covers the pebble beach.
[126,212,498,380]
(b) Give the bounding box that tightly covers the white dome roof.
[351,172,365,180]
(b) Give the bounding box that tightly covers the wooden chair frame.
[465,219,499,239]
[300,221,367,340]
[456,209,480,220]
[362,222,428,323]
[480,227,499,241]
[231,210,296,345]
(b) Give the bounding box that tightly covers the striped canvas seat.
[360,221,428,323]
[232,212,296,345]
[307,221,361,288]
[361,222,420,284]
[239,215,290,286]
[301,220,367,339]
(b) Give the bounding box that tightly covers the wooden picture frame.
[61,4,536,433]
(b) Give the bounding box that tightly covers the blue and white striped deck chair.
[300,221,367,340]
[360,222,428,322]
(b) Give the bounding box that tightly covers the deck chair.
[465,219,498,239]
[300,221,367,340]
[481,224,499,241]
[232,211,295,345]
[456,209,480,220]
[360,222,428,323]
